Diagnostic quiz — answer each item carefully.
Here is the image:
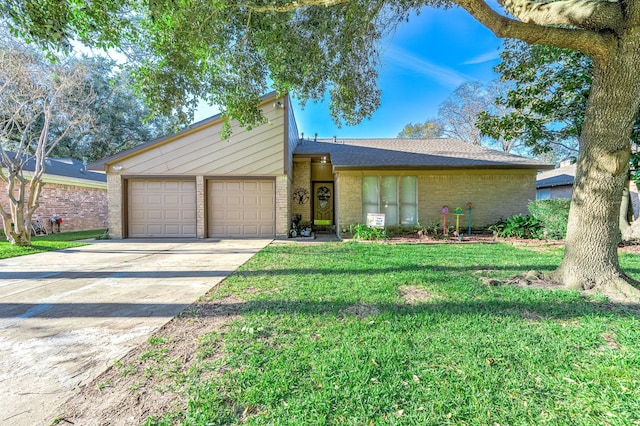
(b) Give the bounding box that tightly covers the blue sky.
[192,6,504,138]
[291,6,503,139]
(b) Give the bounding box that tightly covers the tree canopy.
[397,120,444,139]
[52,55,174,162]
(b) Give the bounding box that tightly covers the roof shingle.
[294,138,553,170]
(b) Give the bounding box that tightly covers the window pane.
[400,176,417,225]
[362,176,379,222]
[536,188,551,200]
[381,176,398,225]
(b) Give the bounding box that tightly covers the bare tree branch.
[0,48,94,245]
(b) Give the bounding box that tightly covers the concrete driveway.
[0,238,271,426]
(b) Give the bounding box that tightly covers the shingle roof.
[536,164,576,188]
[294,138,553,170]
[1,153,106,183]
[536,174,574,188]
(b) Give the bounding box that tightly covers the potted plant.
[299,221,312,237]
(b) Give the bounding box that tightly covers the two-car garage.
[127,178,275,238]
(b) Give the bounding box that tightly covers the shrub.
[528,199,570,239]
[385,224,424,237]
[488,214,543,239]
[349,224,387,241]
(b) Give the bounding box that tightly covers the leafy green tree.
[397,120,444,139]
[478,40,640,238]
[477,40,588,162]
[51,56,174,162]
[4,0,640,296]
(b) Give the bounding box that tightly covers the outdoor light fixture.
[320,156,327,164]
[112,164,124,172]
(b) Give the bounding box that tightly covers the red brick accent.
[1,182,107,233]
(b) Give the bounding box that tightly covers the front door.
[313,182,334,226]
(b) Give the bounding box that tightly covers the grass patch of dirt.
[398,285,436,305]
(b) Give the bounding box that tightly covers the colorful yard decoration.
[466,202,473,235]
[441,206,449,235]
[453,207,463,235]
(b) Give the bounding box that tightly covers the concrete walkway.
[0,239,271,426]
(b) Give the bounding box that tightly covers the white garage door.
[208,179,275,238]
[128,179,197,238]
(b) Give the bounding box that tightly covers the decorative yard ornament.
[466,202,473,236]
[453,207,464,235]
[293,188,310,204]
[441,206,449,235]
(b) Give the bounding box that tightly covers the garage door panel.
[147,194,162,204]
[165,210,180,220]
[128,179,197,238]
[148,210,163,220]
[243,181,258,191]
[164,225,181,235]
[243,225,258,234]
[243,210,259,221]
[227,182,242,191]
[208,179,275,238]
[146,181,164,191]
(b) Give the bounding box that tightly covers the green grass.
[0,229,106,259]
[147,242,640,425]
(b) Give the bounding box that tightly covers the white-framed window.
[362,176,418,226]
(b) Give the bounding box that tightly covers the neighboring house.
[1,155,107,232]
[537,161,640,219]
[90,93,552,239]
[536,162,576,200]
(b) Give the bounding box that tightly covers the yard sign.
[367,213,385,228]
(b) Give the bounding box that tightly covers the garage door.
[128,179,197,238]
[208,179,275,238]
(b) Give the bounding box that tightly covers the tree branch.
[499,0,623,32]
[237,0,348,12]
[454,0,616,62]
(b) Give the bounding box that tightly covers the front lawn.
[0,229,106,259]
[143,242,640,425]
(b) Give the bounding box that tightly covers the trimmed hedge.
[528,199,570,240]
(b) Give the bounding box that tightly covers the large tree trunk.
[553,35,640,298]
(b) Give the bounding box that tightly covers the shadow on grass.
[3,297,638,320]
[234,297,640,320]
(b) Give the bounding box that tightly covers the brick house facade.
[1,157,107,233]
[293,138,552,237]
[31,181,107,232]
[91,93,551,240]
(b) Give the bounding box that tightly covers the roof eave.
[332,164,555,171]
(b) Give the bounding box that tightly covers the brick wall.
[1,180,107,233]
[275,175,290,237]
[291,159,312,222]
[107,174,123,238]
[196,176,206,238]
[336,169,537,234]
[336,174,363,232]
